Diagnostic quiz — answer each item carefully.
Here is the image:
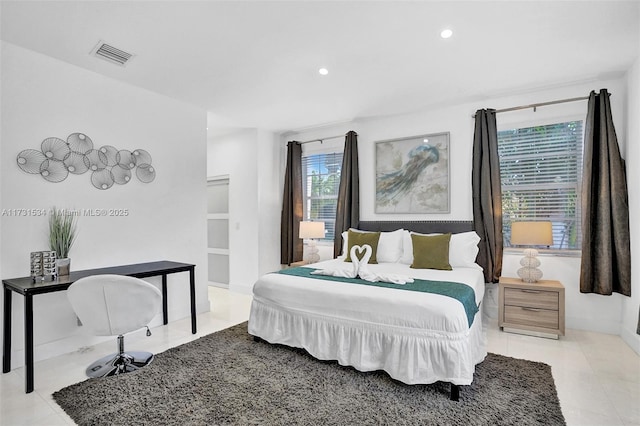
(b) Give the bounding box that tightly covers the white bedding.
[248,258,487,386]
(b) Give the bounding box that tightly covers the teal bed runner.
[277,267,478,327]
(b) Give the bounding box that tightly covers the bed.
[248,221,487,401]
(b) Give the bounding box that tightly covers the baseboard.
[230,282,254,295]
[621,327,640,356]
[502,327,559,340]
[565,315,621,335]
[6,307,206,369]
[10,333,113,368]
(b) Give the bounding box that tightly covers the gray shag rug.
[53,322,565,426]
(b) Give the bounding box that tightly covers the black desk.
[2,260,196,393]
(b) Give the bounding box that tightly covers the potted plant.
[49,207,77,276]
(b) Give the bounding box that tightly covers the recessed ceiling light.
[319,68,329,75]
[440,29,453,39]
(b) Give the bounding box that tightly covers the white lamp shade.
[299,221,325,239]
[511,221,553,246]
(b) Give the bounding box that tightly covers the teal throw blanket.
[277,267,478,327]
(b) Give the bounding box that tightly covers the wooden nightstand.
[498,277,565,339]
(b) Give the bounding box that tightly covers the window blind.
[498,121,583,250]
[302,152,343,242]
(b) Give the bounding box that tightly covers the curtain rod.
[471,96,589,118]
[297,134,346,145]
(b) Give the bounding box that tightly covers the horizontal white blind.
[302,152,343,242]
[498,121,583,250]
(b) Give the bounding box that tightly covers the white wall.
[207,128,280,293]
[0,42,208,366]
[257,129,283,277]
[622,41,640,354]
[284,76,630,336]
[0,40,3,336]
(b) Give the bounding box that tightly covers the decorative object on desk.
[375,132,449,213]
[48,207,78,276]
[30,251,57,281]
[299,221,325,264]
[510,221,553,283]
[56,258,71,276]
[16,132,155,189]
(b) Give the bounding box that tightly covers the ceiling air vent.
[90,41,134,66]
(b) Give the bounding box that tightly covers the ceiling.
[1,1,638,134]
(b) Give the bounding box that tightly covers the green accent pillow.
[344,230,381,264]
[410,233,452,270]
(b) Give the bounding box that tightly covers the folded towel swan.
[311,244,414,285]
[310,244,368,278]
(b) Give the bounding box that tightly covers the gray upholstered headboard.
[356,220,481,270]
[358,220,475,234]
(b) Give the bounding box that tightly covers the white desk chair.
[67,274,162,378]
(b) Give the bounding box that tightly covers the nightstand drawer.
[499,277,565,337]
[504,287,558,310]
[504,305,559,329]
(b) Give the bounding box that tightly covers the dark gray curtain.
[472,109,503,283]
[580,89,631,296]
[280,141,303,265]
[334,131,359,258]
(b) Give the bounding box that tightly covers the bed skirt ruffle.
[248,298,487,386]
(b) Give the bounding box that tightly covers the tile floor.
[1,286,639,425]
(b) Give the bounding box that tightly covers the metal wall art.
[17,133,156,190]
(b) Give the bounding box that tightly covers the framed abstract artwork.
[375,132,450,213]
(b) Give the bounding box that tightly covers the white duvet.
[248,259,487,385]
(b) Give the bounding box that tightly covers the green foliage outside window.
[498,121,583,250]
[303,152,342,241]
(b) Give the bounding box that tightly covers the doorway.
[207,176,229,288]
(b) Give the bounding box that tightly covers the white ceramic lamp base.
[517,248,543,283]
[304,240,320,264]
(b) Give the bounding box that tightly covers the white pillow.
[400,230,481,269]
[399,231,414,264]
[339,228,405,263]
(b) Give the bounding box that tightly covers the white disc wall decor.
[136,163,156,183]
[99,145,119,166]
[41,137,70,161]
[91,169,115,190]
[116,150,136,170]
[40,159,69,183]
[132,149,152,165]
[16,133,156,190]
[111,165,132,185]
[83,149,108,171]
[17,149,47,174]
[63,152,90,175]
[67,133,94,154]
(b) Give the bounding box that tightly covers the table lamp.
[299,221,325,264]
[510,221,553,283]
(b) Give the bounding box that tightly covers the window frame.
[497,114,584,257]
[301,149,343,245]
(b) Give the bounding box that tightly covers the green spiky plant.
[48,207,77,259]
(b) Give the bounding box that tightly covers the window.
[301,152,343,242]
[498,120,583,251]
